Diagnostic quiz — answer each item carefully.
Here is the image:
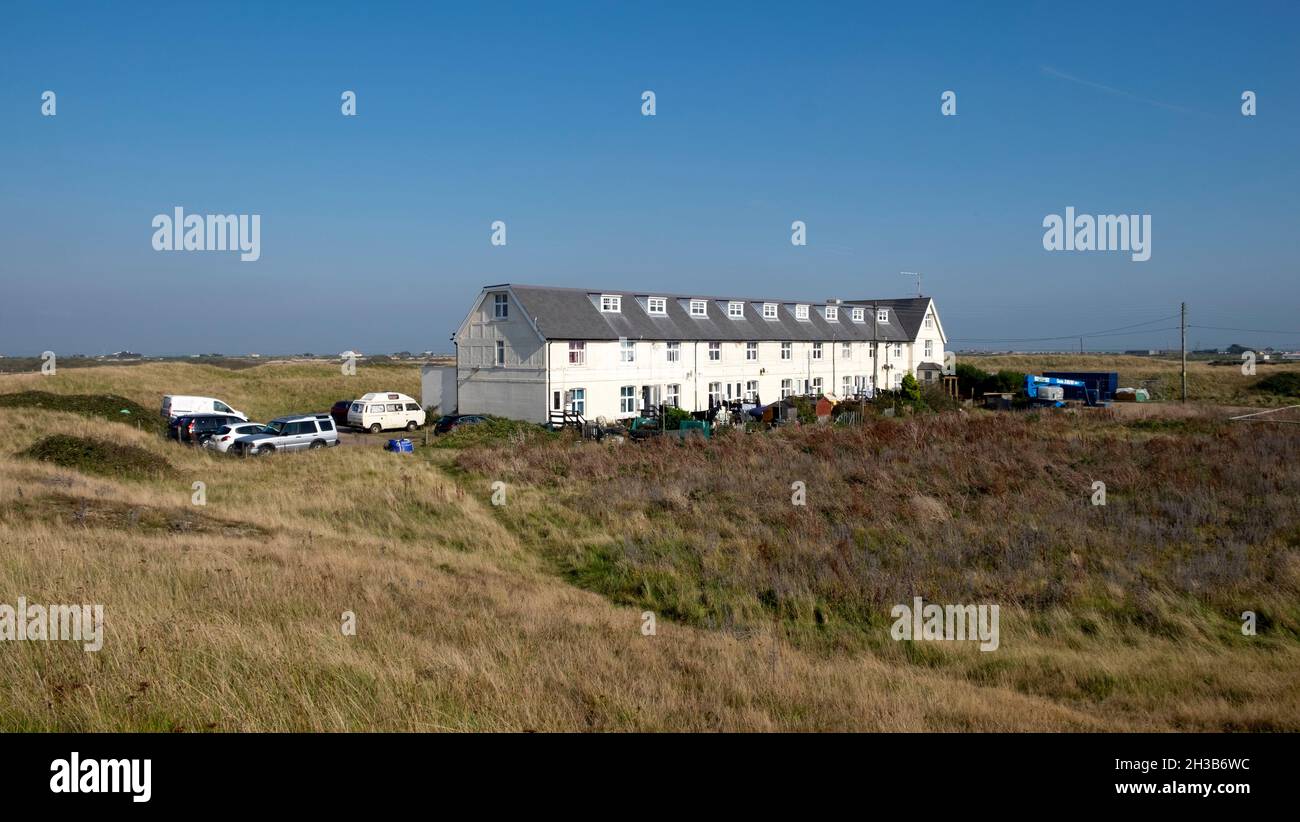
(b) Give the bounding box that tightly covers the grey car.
[233,414,339,456]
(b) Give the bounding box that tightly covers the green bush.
[19,434,173,479]
[1255,372,1300,397]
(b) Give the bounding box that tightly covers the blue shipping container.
[1043,371,1119,402]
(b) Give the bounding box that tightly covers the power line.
[1188,324,1300,335]
[950,314,1180,343]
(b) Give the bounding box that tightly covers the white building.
[447,284,948,423]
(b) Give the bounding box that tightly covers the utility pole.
[1180,301,1187,403]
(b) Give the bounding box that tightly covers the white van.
[161,395,248,421]
[347,392,425,433]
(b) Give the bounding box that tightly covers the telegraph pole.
[1180,302,1187,403]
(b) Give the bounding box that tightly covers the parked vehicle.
[347,393,425,433]
[329,400,352,428]
[433,414,486,434]
[161,395,247,421]
[204,422,267,453]
[178,413,246,445]
[232,414,339,456]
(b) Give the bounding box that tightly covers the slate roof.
[497,284,934,343]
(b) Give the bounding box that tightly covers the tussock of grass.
[0,492,269,538]
[19,434,173,480]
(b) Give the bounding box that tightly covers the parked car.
[329,400,352,429]
[161,395,247,421]
[204,422,267,453]
[178,413,246,445]
[232,414,339,456]
[347,392,425,433]
[433,414,486,434]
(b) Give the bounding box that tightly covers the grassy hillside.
[0,361,1296,731]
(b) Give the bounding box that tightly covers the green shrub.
[430,416,553,448]
[1255,372,1300,397]
[19,434,173,479]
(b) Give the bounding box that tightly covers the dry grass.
[0,362,1297,731]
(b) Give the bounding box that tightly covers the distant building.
[450,283,948,422]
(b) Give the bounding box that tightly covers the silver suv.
[232,414,339,456]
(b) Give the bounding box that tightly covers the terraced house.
[450,284,948,422]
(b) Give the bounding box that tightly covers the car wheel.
[309,440,324,450]
[405,420,417,431]
[369,423,381,434]
[258,445,274,456]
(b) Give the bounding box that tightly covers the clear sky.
[2,1,1297,355]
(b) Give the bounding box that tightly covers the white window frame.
[727,301,744,319]
[620,338,636,363]
[812,377,823,394]
[924,340,934,358]
[825,306,838,322]
[851,307,864,322]
[495,339,505,365]
[708,342,721,361]
[619,386,636,414]
[745,380,758,401]
[648,297,667,316]
[894,343,902,358]
[762,302,778,320]
[924,314,933,329]
[568,340,586,365]
[841,341,852,358]
[795,304,809,321]
[689,299,707,317]
[600,294,622,313]
[780,379,793,399]
[568,388,586,416]
[842,375,852,393]
[666,384,681,407]
[781,342,792,360]
[493,292,509,319]
[707,382,722,405]
[666,341,680,363]
[877,309,889,323]
[812,342,823,360]
[746,342,758,361]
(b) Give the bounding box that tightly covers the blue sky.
[2,0,1297,355]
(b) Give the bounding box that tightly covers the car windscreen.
[264,421,286,436]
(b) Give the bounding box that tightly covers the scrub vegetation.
[1,360,1297,731]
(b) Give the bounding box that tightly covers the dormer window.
[600,294,622,313]
[824,306,838,322]
[727,301,744,319]
[689,299,707,317]
[647,297,667,315]
[877,309,889,323]
[762,303,778,320]
[795,304,809,321]
[851,307,864,322]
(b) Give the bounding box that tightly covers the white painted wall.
[453,290,949,423]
